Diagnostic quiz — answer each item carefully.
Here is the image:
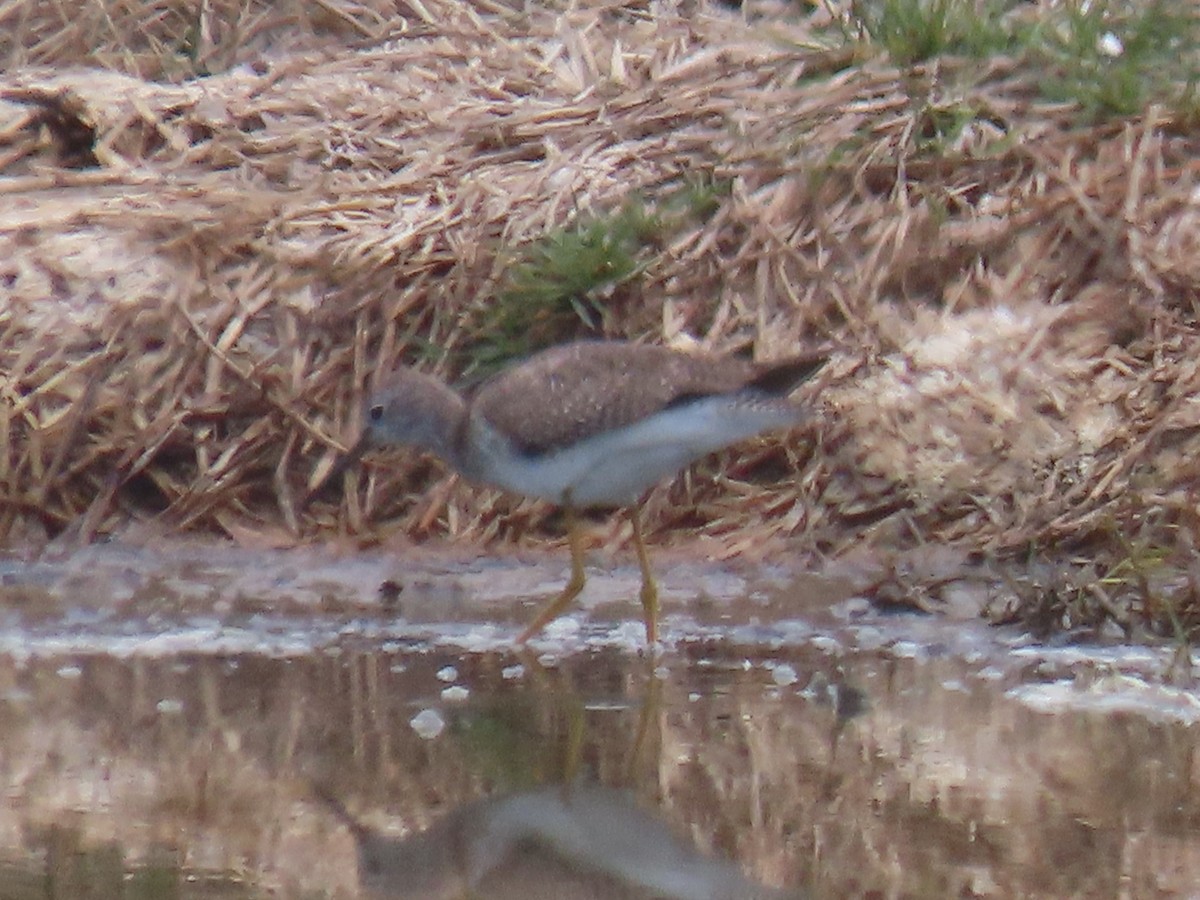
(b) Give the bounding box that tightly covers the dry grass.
[4,0,1200,638]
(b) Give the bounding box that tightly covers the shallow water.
[1,540,1199,898]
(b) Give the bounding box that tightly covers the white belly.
[468,398,802,507]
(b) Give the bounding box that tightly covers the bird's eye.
[368,403,385,422]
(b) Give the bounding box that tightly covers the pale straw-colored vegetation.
[3,0,1200,639]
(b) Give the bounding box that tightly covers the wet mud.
[1,540,1198,898]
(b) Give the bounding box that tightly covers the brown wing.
[471,341,824,456]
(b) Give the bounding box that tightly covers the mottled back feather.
[471,341,826,457]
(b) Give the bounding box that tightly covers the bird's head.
[361,368,466,460]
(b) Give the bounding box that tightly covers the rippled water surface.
[1,540,1199,898]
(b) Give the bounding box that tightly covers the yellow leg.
[518,502,587,643]
[629,503,659,644]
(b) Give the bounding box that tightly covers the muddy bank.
[4,0,1200,639]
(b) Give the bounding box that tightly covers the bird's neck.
[407,377,473,472]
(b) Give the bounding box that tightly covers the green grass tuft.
[837,0,1200,122]
[466,177,730,373]
[848,0,1018,66]
[1028,0,1200,120]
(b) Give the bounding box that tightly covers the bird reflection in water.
[316,783,802,899]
